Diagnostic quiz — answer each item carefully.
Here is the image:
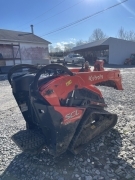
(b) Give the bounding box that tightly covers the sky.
[0,0,135,49]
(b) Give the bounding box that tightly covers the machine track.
[68,108,117,154]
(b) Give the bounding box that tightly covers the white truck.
[64,53,85,64]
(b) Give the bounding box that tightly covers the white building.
[0,26,51,72]
[72,37,135,64]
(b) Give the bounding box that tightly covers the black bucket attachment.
[68,108,117,154]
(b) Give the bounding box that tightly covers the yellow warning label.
[91,125,96,129]
[66,80,72,86]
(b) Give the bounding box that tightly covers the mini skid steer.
[8,62,123,157]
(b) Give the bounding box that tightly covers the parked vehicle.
[64,53,85,64]
[124,54,135,65]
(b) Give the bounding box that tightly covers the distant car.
[64,54,85,64]
[57,58,61,63]
[124,54,135,65]
[57,58,64,63]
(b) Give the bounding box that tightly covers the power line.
[33,0,84,27]
[21,0,84,31]
[41,0,128,37]
[17,0,67,29]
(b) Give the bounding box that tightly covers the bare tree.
[76,40,87,46]
[118,27,127,39]
[128,30,135,41]
[89,28,107,42]
[49,45,54,53]
[117,27,135,41]
[55,46,61,53]
[49,42,76,57]
[64,43,75,51]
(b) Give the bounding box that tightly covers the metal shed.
[72,37,135,65]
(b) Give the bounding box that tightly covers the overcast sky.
[0,0,134,48]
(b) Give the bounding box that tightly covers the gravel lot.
[0,67,135,180]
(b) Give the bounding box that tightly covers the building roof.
[0,29,51,44]
[72,37,135,51]
[72,38,109,51]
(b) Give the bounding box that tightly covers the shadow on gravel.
[1,129,135,180]
[0,75,7,81]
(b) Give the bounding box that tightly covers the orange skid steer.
[8,62,123,156]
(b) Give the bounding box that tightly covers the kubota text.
[89,74,103,81]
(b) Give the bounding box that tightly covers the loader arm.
[68,60,123,90]
[74,70,123,90]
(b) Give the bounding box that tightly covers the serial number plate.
[19,103,28,112]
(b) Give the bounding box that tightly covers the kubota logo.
[89,74,103,81]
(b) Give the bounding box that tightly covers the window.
[72,54,81,57]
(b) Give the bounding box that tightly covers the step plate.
[11,130,46,154]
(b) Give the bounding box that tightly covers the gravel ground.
[0,68,135,180]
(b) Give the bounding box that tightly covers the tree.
[117,27,135,41]
[64,43,75,53]
[89,28,107,42]
[49,45,54,53]
[76,40,87,46]
[117,27,127,40]
[49,42,76,57]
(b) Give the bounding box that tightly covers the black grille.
[78,88,99,100]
